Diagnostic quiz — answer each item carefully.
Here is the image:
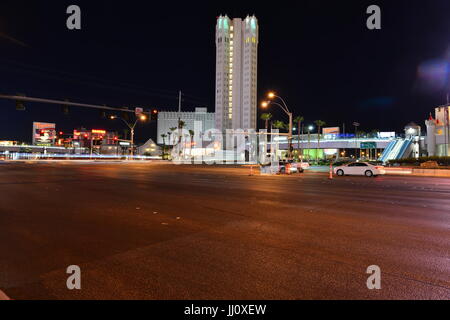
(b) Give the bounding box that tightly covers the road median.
[385,167,450,177]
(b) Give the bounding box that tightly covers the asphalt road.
[0,161,449,300]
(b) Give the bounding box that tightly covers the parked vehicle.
[334,162,385,177]
[298,162,310,170]
[279,160,305,174]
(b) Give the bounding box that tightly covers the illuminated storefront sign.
[92,129,106,134]
[32,122,56,146]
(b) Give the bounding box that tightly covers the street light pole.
[288,112,293,159]
[110,114,147,159]
[307,125,313,162]
[353,122,360,159]
[263,93,294,160]
[130,127,135,158]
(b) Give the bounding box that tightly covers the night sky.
[0,0,449,143]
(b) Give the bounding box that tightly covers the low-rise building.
[157,107,215,145]
[137,138,161,157]
[425,104,450,156]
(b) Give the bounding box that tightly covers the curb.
[0,289,10,300]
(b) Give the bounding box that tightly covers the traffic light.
[100,111,107,119]
[150,109,158,121]
[15,100,25,111]
[62,99,70,115]
[62,105,70,115]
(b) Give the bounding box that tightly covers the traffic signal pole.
[0,94,136,114]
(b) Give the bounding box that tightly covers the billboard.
[378,132,396,138]
[33,122,56,146]
[322,127,340,135]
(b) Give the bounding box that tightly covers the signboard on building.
[32,122,56,146]
[378,132,396,139]
[322,127,340,135]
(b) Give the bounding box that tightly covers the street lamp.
[262,92,294,160]
[110,113,148,158]
[307,125,314,162]
[353,121,360,159]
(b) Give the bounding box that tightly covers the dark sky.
[0,0,449,143]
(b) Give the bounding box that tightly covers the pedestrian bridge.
[271,135,393,150]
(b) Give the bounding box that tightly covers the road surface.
[0,162,449,299]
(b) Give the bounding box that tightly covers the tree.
[260,113,273,131]
[357,130,367,138]
[169,127,177,145]
[178,120,186,143]
[370,129,379,138]
[314,120,326,163]
[294,116,304,159]
[272,120,287,131]
[177,121,186,156]
[188,130,195,158]
[161,134,167,159]
[122,128,129,140]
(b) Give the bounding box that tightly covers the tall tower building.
[215,15,259,132]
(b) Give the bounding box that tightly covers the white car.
[298,162,310,170]
[334,162,385,177]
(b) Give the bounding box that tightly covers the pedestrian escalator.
[378,138,413,163]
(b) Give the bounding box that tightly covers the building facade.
[215,15,258,132]
[137,138,161,156]
[425,104,450,156]
[157,107,215,145]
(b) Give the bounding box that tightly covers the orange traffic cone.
[329,162,333,180]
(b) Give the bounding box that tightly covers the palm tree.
[370,129,379,138]
[294,116,304,160]
[260,113,273,131]
[357,130,367,138]
[169,127,177,145]
[178,120,186,142]
[272,121,287,158]
[188,130,195,158]
[314,120,326,163]
[177,121,186,156]
[272,120,287,131]
[122,128,129,140]
[161,134,167,159]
